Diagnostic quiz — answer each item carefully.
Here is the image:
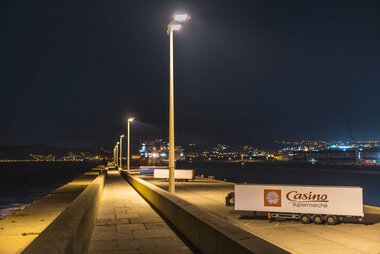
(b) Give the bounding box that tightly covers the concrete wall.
[122,172,288,254]
[22,171,106,254]
[364,205,380,224]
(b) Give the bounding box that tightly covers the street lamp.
[166,13,190,193]
[114,146,116,165]
[116,142,119,167]
[113,147,116,165]
[119,135,124,170]
[127,117,134,173]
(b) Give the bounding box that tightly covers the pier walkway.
[140,175,380,254]
[88,170,192,254]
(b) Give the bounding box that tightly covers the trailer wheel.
[312,214,324,224]
[300,214,311,224]
[324,215,338,225]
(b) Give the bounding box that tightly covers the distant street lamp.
[119,135,124,169]
[127,117,134,173]
[114,143,117,166]
[113,147,116,165]
[116,142,119,167]
[166,13,190,193]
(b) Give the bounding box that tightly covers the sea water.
[0,161,99,219]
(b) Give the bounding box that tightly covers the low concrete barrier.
[364,205,380,224]
[122,172,288,254]
[22,172,106,254]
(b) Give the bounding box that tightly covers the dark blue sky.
[0,0,379,147]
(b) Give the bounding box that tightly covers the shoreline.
[0,203,29,220]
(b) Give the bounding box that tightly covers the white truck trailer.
[139,166,167,175]
[154,169,195,181]
[232,184,364,224]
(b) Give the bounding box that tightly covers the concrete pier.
[4,165,377,253]
[88,170,192,254]
[138,175,380,254]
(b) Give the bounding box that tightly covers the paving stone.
[143,222,168,230]
[153,237,186,247]
[138,246,192,254]
[117,212,139,219]
[97,213,115,220]
[129,217,163,224]
[117,238,155,250]
[117,224,145,232]
[133,228,176,239]
[114,213,128,219]
[114,208,127,214]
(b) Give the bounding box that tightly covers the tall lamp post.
[113,147,116,165]
[119,135,124,169]
[116,142,119,167]
[113,145,117,165]
[127,117,134,173]
[166,13,190,193]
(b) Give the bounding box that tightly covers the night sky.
[1,1,379,147]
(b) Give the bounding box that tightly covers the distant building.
[359,148,380,161]
[293,150,356,161]
[293,147,380,163]
[139,139,184,165]
[183,144,271,161]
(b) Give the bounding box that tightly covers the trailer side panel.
[235,184,363,217]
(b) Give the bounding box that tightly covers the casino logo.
[264,189,282,207]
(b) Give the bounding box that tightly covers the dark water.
[0,161,100,219]
[177,161,380,207]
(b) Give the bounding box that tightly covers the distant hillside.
[0,145,110,160]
